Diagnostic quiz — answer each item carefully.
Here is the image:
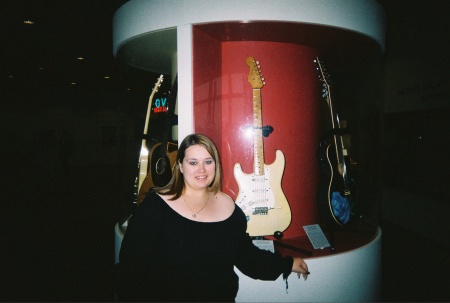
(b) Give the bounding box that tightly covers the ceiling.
[1,0,448,114]
[0,0,168,112]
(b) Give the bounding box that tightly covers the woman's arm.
[115,194,164,301]
[234,208,299,281]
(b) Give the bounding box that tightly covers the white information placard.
[303,224,331,249]
[252,240,275,253]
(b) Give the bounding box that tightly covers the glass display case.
[191,23,383,242]
[113,1,385,301]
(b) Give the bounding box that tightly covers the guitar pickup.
[252,207,269,215]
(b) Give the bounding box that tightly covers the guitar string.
[259,130,267,212]
[254,91,267,213]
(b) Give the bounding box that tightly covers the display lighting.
[244,125,254,139]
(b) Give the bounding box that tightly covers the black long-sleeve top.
[116,192,293,302]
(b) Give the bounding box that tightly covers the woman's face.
[179,144,216,191]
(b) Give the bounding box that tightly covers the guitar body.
[234,150,291,236]
[317,141,352,226]
[137,141,177,204]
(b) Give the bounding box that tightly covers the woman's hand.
[292,257,310,280]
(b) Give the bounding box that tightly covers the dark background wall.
[378,0,449,247]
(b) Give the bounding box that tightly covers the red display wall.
[193,26,322,238]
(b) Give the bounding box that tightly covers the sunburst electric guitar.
[234,57,292,237]
[133,75,164,204]
[137,75,178,205]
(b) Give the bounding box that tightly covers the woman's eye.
[189,161,197,165]
[205,160,213,165]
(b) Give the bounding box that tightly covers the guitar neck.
[143,75,163,135]
[315,56,346,160]
[253,88,265,176]
[327,90,338,153]
[143,97,152,136]
[137,75,163,191]
[327,88,336,129]
[327,87,349,179]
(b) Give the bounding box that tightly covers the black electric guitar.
[137,75,178,204]
[314,57,352,225]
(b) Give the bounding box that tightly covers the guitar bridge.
[252,207,268,215]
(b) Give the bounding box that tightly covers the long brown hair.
[156,133,222,200]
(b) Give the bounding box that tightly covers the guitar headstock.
[314,57,332,86]
[314,57,332,98]
[246,57,265,89]
[153,74,164,93]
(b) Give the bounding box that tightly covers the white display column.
[113,1,385,301]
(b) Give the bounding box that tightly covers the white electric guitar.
[234,57,292,236]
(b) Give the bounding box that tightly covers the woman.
[116,133,309,302]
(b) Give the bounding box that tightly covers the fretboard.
[253,88,265,176]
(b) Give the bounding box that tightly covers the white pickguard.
[234,150,292,236]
